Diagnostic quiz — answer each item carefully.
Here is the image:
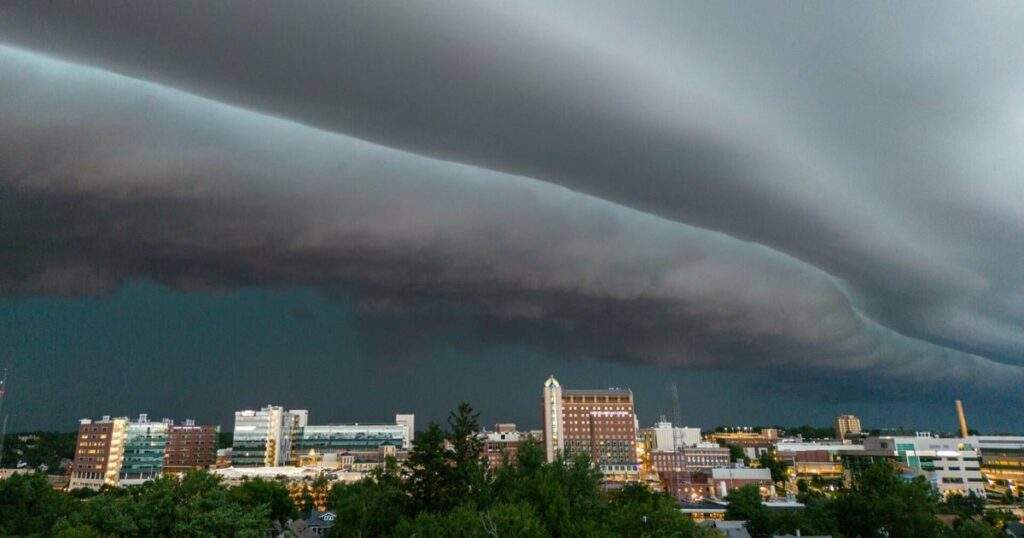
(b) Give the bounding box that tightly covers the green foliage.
[757,451,788,484]
[228,476,299,523]
[832,461,946,538]
[217,430,233,449]
[606,483,697,537]
[783,425,837,440]
[404,421,452,513]
[1,431,77,471]
[328,403,697,537]
[327,462,408,537]
[724,444,750,465]
[724,484,767,522]
[446,402,487,508]
[0,471,76,535]
[942,490,987,517]
[53,471,271,537]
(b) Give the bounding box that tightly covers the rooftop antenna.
[670,383,682,427]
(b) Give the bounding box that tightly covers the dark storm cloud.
[1,1,1023,370]
[0,46,1020,399]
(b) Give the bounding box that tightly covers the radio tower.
[670,382,682,427]
[0,368,7,468]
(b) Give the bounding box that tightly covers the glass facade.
[292,424,407,454]
[232,412,274,467]
[120,420,168,480]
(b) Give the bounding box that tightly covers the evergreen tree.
[446,402,487,507]
[404,422,451,512]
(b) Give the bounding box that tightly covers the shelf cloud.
[1,42,1021,399]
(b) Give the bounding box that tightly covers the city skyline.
[2,3,1024,434]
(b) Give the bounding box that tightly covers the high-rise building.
[231,406,307,467]
[70,413,207,489]
[119,414,169,486]
[69,416,128,490]
[541,375,638,474]
[835,415,862,440]
[164,420,220,473]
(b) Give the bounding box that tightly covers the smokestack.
[955,400,969,438]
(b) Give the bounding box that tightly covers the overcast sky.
[1,2,1022,432]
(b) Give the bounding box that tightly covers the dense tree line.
[1,431,77,472]
[0,471,292,537]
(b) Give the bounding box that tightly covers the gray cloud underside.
[0,46,1020,396]
[1,2,1022,369]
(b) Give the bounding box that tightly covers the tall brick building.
[164,421,219,473]
[541,376,638,475]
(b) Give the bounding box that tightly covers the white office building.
[652,421,702,451]
[866,435,984,496]
[232,405,307,467]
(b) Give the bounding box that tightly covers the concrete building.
[541,375,638,474]
[290,415,414,465]
[834,415,862,441]
[232,406,307,467]
[777,442,860,485]
[69,416,128,490]
[707,429,779,460]
[710,467,773,498]
[652,420,702,451]
[966,435,1024,497]
[863,435,985,496]
[164,420,219,473]
[650,445,730,501]
[481,424,530,469]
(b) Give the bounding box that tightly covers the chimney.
[955,400,969,438]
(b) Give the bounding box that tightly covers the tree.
[62,471,270,537]
[447,402,487,507]
[725,444,750,465]
[0,472,77,536]
[606,483,697,537]
[943,491,986,517]
[833,462,945,538]
[405,422,451,512]
[327,460,408,537]
[228,476,298,524]
[758,451,788,485]
[725,484,771,538]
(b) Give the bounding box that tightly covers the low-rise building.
[710,467,774,498]
[967,435,1024,497]
[861,435,985,497]
[481,424,530,469]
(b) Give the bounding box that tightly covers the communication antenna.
[0,368,7,468]
[670,382,682,427]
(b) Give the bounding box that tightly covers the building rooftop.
[711,468,772,480]
[562,388,632,396]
